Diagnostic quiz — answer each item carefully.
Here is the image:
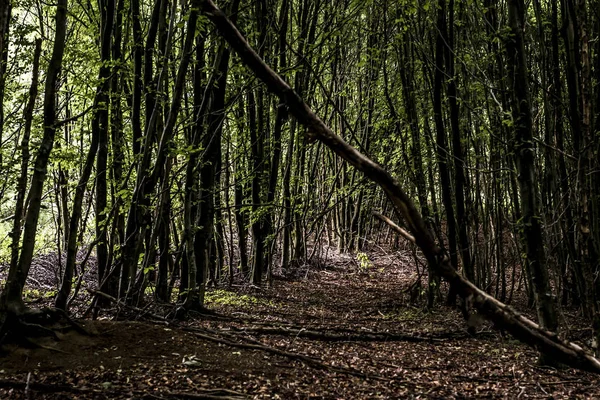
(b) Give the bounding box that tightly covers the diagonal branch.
[197,0,600,374]
[373,211,416,244]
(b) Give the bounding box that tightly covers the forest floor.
[0,247,599,399]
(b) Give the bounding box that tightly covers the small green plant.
[205,289,274,307]
[23,288,56,301]
[356,252,373,272]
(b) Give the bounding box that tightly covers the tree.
[198,0,600,373]
[1,0,67,315]
[506,0,558,362]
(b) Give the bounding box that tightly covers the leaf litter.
[0,247,598,399]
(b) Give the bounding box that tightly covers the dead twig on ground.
[88,289,169,323]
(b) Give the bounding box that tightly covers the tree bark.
[447,0,473,283]
[1,0,68,313]
[433,0,459,305]
[506,0,559,360]
[130,0,143,155]
[95,0,115,308]
[8,39,42,290]
[0,0,11,174]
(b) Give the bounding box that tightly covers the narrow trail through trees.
[0,250,598,398]
[198,0,600,373]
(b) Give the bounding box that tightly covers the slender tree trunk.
[95,0,115,306]
[0,0,10,175]
[264,0,289,282]
[248,89,265,285]
[107,0,125,297]
[433,0,459,305]
[447,0,473,283]
[506,0,558,361]
[1,0,68,313]
[9,39,41,289]
[130,0,143,155]
[182,31,206,306]
[233,94,249,278]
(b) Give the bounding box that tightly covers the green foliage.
[204,289,273,307]
[23,288,56,301]
[379,307,424,321]
[356,251,373,272]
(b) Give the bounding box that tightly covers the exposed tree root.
[22,337,69,353]
[89,289,170,322]
[0,306,91,351]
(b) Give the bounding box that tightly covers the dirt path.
[0,250,598,398]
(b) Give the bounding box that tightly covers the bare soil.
[0,249,598,399]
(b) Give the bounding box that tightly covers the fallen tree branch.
[198,0,600,374]
[183,326,387,380]
[88,289,168,322]
[228,325,443,343]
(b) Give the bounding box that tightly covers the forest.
[0,0,599,397]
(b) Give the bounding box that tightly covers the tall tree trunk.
[0,0,10,176]
[248,89,265,285]
[95,0,115,307]
[447,0,473,283]
[130,0,143,155]
[263,0,288,284]
[506,0,558,360]
[232,92,250,279]
[182,30,206,307]
[433,0,459,305]
[1,0,68,313]
[194,0,240,291]
[9,39,41,292]
[107,0,125,297]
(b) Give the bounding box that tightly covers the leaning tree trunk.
[198,0,600,374]
[1,0,68,314]
[9,39,42,290]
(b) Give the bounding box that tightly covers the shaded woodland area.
[0,0,600,397]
